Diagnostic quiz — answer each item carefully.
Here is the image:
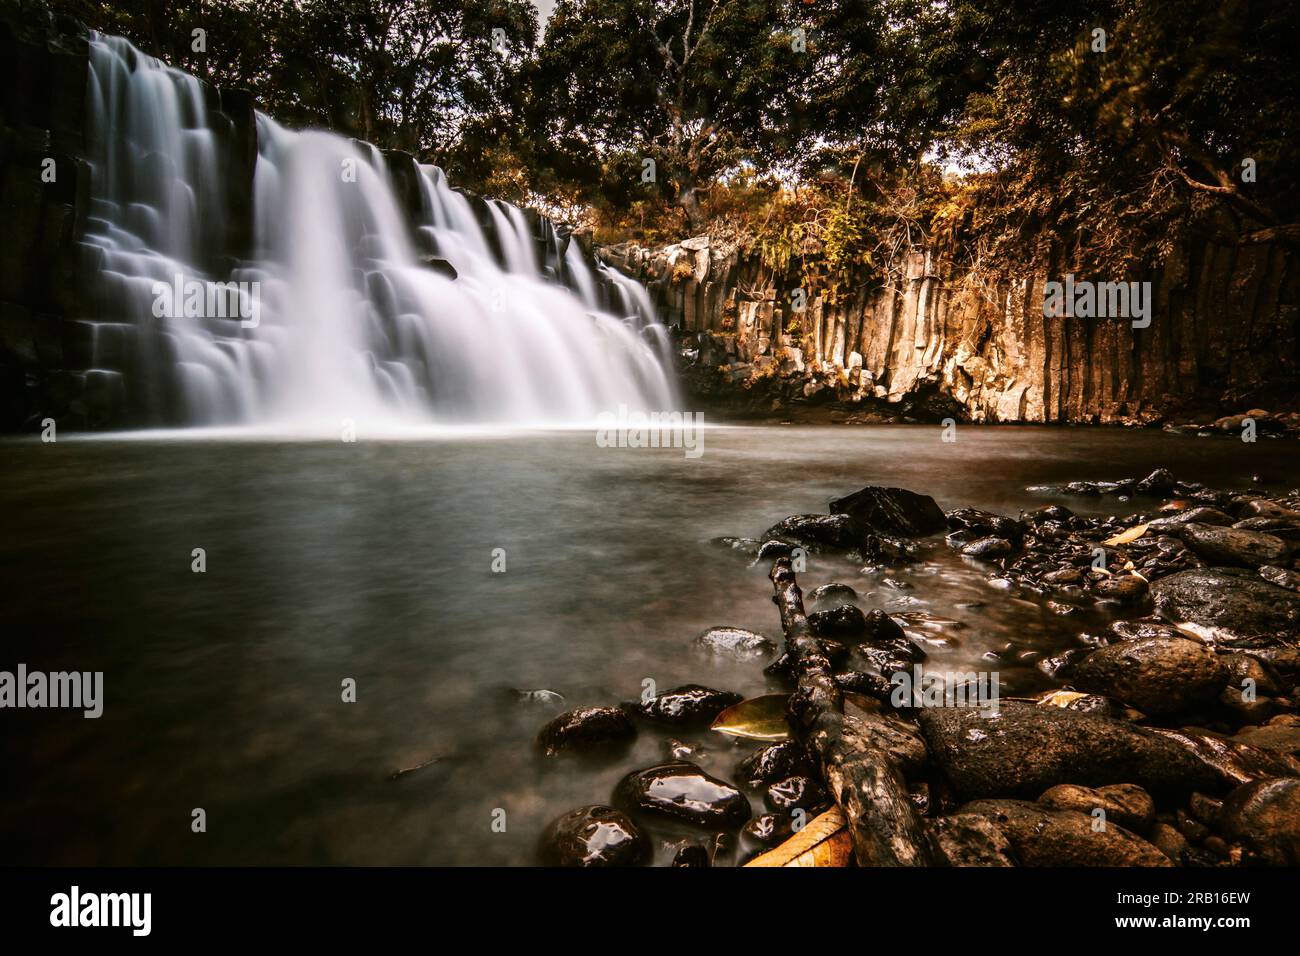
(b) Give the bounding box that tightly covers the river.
[1,424,1295,864]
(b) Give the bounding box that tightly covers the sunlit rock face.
[605,233,1296,425]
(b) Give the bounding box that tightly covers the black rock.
[741,812,794,848]
[1151,569,1300,645]
[736,740,816,790]
[828,485,947,537]
[862,608,908,645]
[670,844,711,867]
[756,539,795,561]
[1024,504,1075,524]
[808,603,868,638]
[1134,468,1176,496]
[834,669,893,700]
[537,706,636,756]
[807,583,859,608]
[761,513,860,551]
[961,536,1013,559]
[633,684,743,727]
[947,507,1027,542]
[613,762,752,828]
[766,775,828,813]
[540,805,649,866]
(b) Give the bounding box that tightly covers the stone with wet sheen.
[693,626,776,660]
[540,805,649,866]
[958,799,1171,866]
[829,486,948,537]
[633,684,743,727]
[1072,636,1227,715]
[613,762,752,828]
[537,706,636,756]
[1150,569,1300,644]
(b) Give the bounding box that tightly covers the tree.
[534,0,812,231]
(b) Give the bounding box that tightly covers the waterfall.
[80,33,677,431]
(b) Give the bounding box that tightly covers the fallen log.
[769,556,943,866]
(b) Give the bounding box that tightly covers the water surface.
[1,425,1295,865]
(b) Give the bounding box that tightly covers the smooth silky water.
[2,427,1296,865]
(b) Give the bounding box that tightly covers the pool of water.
[1,424,1295,865]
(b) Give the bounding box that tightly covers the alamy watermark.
[152,272,261,328]
[889,664,1000,713]
[596,405,705,459]
[1042,273,1151,329]
[0,664,102,718]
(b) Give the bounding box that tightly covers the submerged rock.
[540,805,649,866]
[828,485,947,537]
[1150,569,1300,645]
[613,761,752,828]
[694,626,776,660]
[959,799,1170,866]
[918,701,1220,801]
[1179,523,1290,568]
[537,706,636,756]
[633,684,743,727]
[1071,636,1227,715]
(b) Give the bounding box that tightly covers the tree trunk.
[769,557,944,866]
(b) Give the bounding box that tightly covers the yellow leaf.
[710,694,790,741]
[1103,523,1149,546]
[745,808,852,867]
[1036,689,1090,708]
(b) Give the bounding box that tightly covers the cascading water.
[80,33,677,431]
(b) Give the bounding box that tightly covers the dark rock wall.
[602,230,1298,424]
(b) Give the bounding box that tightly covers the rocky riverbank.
[532,474,1300,866]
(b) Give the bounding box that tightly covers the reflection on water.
[0,425,1295,864]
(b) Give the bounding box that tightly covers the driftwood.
[769,556,943,866]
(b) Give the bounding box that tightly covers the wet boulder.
[741,812,795,848]
[1179,523,1290,569]
[808,603,868,638]
[931,813,1017,866]
[807,582,859,608]
[761,513,860,552]
[736,740,815,790]
[670,844,711,867]
[958,800,1171,866]
[918,701,1221,801]
[1135,468,1176,496]
[537,706,636,756]
[540,805,649,866]
[1146,507,1234,533]
[1218,777,1300,865]
[961,536,1013,560]
[1260,565,1300,591]
[766,775,828,813]
[613,761,752,828]
[1071,636,1227,715]
[828,485,947,537]
[1150,569,1300,645]
[947,508,1026,542]
[1092,575,1149,605]
[1037,783,1155,833]
[694,626,776,661]
[633,684,743,727]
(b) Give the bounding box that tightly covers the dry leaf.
[745,808,852,867]
[1103,523,1149,546]
[1036,689,1090,708]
